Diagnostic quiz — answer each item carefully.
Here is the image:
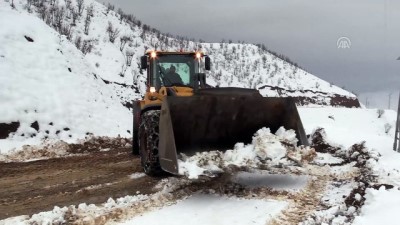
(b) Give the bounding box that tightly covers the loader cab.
[141,51,210,91]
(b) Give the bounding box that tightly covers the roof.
[144,51,203,56]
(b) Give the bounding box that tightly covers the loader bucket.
[158,88,308,175]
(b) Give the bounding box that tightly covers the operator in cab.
[164,65,183,86]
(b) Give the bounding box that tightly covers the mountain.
[0,0,360,153]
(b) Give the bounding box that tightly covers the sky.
[100,0,400,109]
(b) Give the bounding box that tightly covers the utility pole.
[395,56,400,151]
[394,92,400,151]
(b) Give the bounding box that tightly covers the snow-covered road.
[0,108,399,225]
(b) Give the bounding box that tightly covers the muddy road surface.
[0,146,159,219]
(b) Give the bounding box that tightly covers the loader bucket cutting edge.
[158,95,308,175]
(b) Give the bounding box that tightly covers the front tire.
[139,110,163,176]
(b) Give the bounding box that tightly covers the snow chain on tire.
[139,110,164,176]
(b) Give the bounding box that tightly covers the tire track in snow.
[268,164,360,225]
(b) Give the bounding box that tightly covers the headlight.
[196,52,202,59]
[150,87,156,93]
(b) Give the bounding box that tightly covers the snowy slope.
[0,0,360,153]
[5,0,359,105]
[0,3,132,153]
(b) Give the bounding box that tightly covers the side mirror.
[205,56,211,71]
[140,56,147,70]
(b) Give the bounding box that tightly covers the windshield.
[151,54,199,89]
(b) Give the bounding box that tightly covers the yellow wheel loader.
[132,51,308,176]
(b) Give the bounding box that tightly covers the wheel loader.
[132,51,308,176]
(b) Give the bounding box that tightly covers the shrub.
[377,109,384,118]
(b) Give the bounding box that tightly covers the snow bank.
[178,127,315,179]
[0,194,150,225]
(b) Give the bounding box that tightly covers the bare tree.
[10,0,15,9]
[26,0,33,12]
[119,62,127,77]
[60,24,72,40]
[54,6,65,31]
[74,36,82,49]
[125,50,134,66]
[119,35,132,51]
[86,4,94,17]
[38,5,47,20]
[106,22,120,43]
[117,8,124,22]
[71,8,78,25]
[65,0,72,10]
[84,9,91,35]
[77,0,84,16]
[81,39,94,54]
[106,3,114,14]
[377,109,385,118]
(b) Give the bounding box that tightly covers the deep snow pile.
[178,127,316,179]
[0,3,132,153]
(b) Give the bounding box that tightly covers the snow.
[0,3,132,154]
[0,0,358,154]
[178,127,315,179]
[1,0,400,223]
[129,172,146,179]
[299,107,400,181]
[313,152,344,165]
[232,171,308,191]
[353,187,400,225]
[119,194,288,225]
[1,194,150,225]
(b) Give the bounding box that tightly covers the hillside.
[0,1,132,152]
[0,0,360,152]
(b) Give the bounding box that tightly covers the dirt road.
[0,147,159,219]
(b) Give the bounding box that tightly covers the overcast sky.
[100,0,400,107]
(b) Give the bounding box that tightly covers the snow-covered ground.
[1,0,400,224]
[0,106,399,224]
[119,194,287,225]
[299,107,400,225]
[353,187,400,225]
[299,107,400,184]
